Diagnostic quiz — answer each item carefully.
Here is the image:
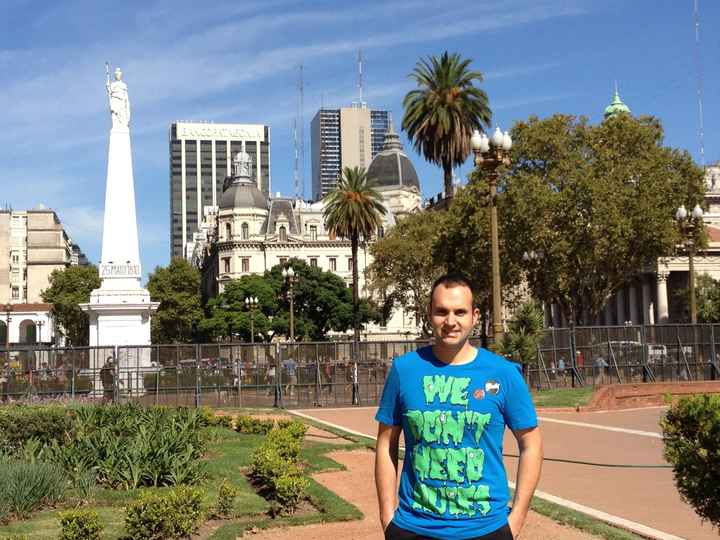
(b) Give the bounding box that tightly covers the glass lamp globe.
[471,130,483,150]
[491,126,504,147]
[502,131,512,151]
[287,267,295,278]
[480,133,490,153]
[675,205,687,221]
[692,204,704,220]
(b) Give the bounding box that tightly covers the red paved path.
[296,406,716,540]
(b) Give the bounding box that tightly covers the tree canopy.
[503,113,705,323]
[147,258,203,343]
[402,51,491,198]
[41,265,100,346]
[368,210,446,334]
[200,259,379,342]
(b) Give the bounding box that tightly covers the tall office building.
[311,106,389,200]
[169,122,271,258]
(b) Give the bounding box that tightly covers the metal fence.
[0,340,426,408]
[530,324,720,390]
[2,326,718,408]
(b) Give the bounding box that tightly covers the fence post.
[70,349,76,399]
[113,345,119,404]
[274,342,282,409]
[352,361,359,406]
[710,325,718,381]
[236,355,242,409]
[569,323,577,388]
[195,344,201,408]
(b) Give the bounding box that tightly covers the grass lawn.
[0,423,365,539]
[531,387,594,408]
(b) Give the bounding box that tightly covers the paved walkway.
[293,406,716,540]
[251,450,600,540]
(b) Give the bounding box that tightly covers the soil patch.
[247,450,601,540]
[588,380,720,410]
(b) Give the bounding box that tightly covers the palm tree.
[323,167,386,344]
[402,51,492,199]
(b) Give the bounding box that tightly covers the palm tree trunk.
[443,161,453,198]
[351,235,360,346]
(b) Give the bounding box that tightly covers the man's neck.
[432,341,477,366]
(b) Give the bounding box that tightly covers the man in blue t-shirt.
[375,274,543,540]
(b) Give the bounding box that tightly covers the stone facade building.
[0,207,86,345]
[190,125,422,339]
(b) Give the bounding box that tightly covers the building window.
[242,222,249,240]
[329,257,337,271]
[11,287,19,299]
[11,253,18,264]
[225,223,232,240]
[279,225,287,242]
[223,257,230,273]
[309,225,317,241]
[279,257,288,265]
[241,258,250,273]
[348,258,353,272]
[310,258,318,268]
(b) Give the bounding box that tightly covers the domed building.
[603,87,631,119]
[366,123,422,219]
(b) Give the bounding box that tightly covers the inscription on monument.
[100,263,141,278]
[176,123,265,141]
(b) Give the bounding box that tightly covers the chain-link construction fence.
[530,324,720,390]
[1,326,718,408]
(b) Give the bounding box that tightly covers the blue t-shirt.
[375,346,537,539]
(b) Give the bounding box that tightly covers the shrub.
[48,404,206,490]
[58,509,103,540]
[124,486,204,539]
[235,414,274,435]
[198,408,233,429]
[661,394,720,527]
[0,406,71,454]
[249,422,309,514]
[0,459,66,520]
[215,479,239,518]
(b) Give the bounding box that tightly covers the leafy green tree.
[199,274,276,342]
[147,258,203,343]
[402,51,491,197]
[200,260,378,342]
[41,265,100,346]
[503,113,705,324]
[368,210,446,334]
[324,167,386,344]
[673,273,720,323]
[497,300,545,366]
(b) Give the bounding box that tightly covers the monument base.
[81,286,159,395]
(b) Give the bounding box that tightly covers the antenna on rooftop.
[694,0,705,168]
[293,65,305,199]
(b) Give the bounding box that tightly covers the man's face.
[428,283,479,347]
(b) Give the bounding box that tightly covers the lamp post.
[471,127,513,344]
[36,320,44,344]
[245,296,259,344]
[282,267,298,341]
[675,204,704,323]
[3,304,11,366]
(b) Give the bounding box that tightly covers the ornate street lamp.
[471,127,512,344]
[675,204,704,323]
[245,296,259,344]
[282,267,298,341]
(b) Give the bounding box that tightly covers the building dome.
[366,123,420,190]
[219,145,267,210]
[604,88,631,119]
[219,183,267,210]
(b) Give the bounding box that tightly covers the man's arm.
[375,422,402,531]
[508,426,543,538]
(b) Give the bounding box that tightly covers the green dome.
[604,89,631,119]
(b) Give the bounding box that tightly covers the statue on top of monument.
[106,63,130,129]
[232,141,252,180]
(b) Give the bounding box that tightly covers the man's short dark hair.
[429,273,475,304]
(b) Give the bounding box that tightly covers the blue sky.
[1,0,718,281]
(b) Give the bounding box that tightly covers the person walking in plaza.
[375,274,543,539]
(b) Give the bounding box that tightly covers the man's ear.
[472,307,480,326]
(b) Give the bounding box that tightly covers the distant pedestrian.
[100,357,115,404]
[283,357,297,397]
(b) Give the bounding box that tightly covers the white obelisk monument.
[81,66,158,361]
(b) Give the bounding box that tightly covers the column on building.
[628,283,638,325]
[642,276,655,325]
[616,289,626,325]
[657,271,670,323]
